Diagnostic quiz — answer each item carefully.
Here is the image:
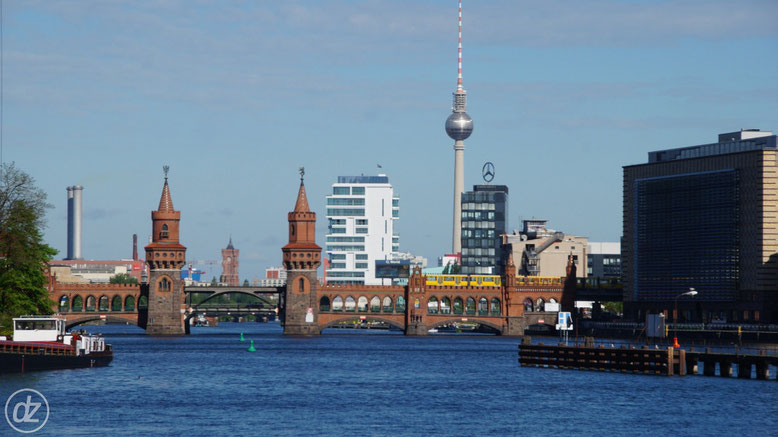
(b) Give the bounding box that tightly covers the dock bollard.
[240,333,245,342]
[247,340,256,352]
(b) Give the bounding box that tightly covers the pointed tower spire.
[226,235,234,250]
[158,165,174,212]
[294,167,310,212]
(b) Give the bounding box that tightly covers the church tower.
[281,168,321,335]
[220,236,239,286]
[144,167,187,335]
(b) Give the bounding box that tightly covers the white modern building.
[325,175,399,285]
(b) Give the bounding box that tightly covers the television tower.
[445,0,473,254]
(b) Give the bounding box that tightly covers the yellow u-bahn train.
[425,275,501,287]
[424,274,563,287]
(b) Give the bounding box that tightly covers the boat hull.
[0,351,113,373]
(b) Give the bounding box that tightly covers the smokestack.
[66,185,84,260]
[133,234,138,261]
[66,187,74,259]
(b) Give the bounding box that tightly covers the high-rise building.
[445,0,473,255]
[623,129,778,323]
[460,185,508,275]
[325,175,399,285]
[587,242,621,278]
[220,237,239,286]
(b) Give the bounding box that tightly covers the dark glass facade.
[460,185,508,275]
[634,170,740,301]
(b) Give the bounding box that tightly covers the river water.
[1,322,775,436]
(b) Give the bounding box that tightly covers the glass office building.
[460,185,508,275]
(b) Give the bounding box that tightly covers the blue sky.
[3,0,777,281]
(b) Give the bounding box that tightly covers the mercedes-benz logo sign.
[482,162,495,183]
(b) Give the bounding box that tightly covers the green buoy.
[247,340,256,352]
[240,333,245,342]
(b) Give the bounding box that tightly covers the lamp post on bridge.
[673,288,698,348]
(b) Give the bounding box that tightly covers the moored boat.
[0,315,113,373]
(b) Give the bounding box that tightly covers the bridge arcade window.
[396,296,406,312]
[465,297,476,315]
[72,295,83,312]
[332,296,343,311]
[319,296,330,311]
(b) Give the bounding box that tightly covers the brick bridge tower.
[144,167,187,335]
[220,236,239,286]
[281,168,322,335]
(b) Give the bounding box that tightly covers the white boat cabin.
[13,316,66,342]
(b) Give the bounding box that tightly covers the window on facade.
[160,224,169,239]
[159,278,171,292]
[333,187,350,195]
[356,219,368,225]
[356,254,368,260]
[352,187,365,195]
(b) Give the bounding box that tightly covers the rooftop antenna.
[457,0,463,92]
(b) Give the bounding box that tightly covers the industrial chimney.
[133,234,138,261]
[66,185,83,260]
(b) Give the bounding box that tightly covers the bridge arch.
[319,315,405,332]
[426,318,504,335]
[191,290,274,308]
[65,315,141,330]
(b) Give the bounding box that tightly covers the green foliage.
[109,273,138,284]
[443,260,461,275]
[0,163,57,335]
[602,301,623,315]
[210,276,218,286]
[242,279,249,287]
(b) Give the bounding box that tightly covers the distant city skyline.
[2,0,776,280]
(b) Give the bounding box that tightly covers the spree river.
[1,322,775,436]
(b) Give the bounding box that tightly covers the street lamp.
[673,288,698,348]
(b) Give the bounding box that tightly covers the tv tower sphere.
[445,111,473,141]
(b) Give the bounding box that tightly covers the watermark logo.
[5,389,49,434]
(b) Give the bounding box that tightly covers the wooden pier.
[518,339,778,380]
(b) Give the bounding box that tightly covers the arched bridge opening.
[65,314,141,331]
[426,318,503,335]
[319,315,405,334]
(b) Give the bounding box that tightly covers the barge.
[0,316,113,373]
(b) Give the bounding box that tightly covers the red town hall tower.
[144,168,187,335]
[220,237,239,286]
[281,169,322,335]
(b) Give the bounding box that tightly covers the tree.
[210,276,218,286]
[0,163,57,335]
[110,273,138,285]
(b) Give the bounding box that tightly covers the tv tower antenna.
[445,0,474,254]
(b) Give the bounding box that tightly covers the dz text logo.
[5,389,49,434]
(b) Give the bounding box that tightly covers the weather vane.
[299,166,305,182]
[163,165,170,180]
